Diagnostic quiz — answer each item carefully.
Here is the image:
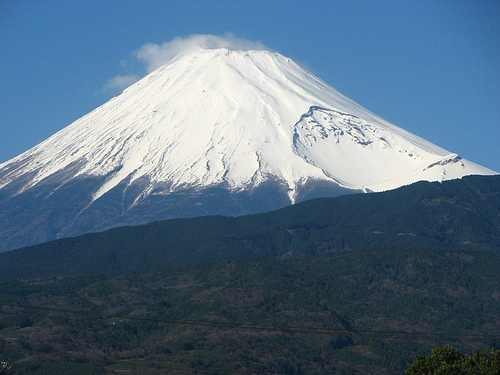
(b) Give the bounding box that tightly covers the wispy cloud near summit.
[102,34,270,94]
[102,74,141,94]
[137,34,270,73]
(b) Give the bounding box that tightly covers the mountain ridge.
[0,48,496,251]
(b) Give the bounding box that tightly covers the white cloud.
[136,34,270,73]
[103,34,269,94]
[102,74,140,94]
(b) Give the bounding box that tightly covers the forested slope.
[1,175,499,280]
[1,175,499,374]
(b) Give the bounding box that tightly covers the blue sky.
[1,0,499,171]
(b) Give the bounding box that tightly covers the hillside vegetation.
[0,175,499,374]
[1,175,499,280]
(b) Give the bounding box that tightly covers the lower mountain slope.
[1,174,499,279]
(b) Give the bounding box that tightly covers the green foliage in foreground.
[406,344,500,374]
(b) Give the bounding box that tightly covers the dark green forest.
[0,175,499,374]
[1,175,499,280]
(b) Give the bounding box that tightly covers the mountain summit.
[0,48,496,251]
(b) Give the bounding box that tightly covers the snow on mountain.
[291,106,494,192]
[0,47,496,251]
[1,48,495,201]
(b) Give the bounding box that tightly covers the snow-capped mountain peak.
[0,47,496,251]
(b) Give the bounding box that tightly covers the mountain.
[2,174,498,279]
[0,48,496,251]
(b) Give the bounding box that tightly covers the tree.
[0,361,11,375]
[405,344,500,374]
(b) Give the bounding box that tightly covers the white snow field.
[0,48,496,205]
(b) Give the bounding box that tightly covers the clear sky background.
[1,0,499,171]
